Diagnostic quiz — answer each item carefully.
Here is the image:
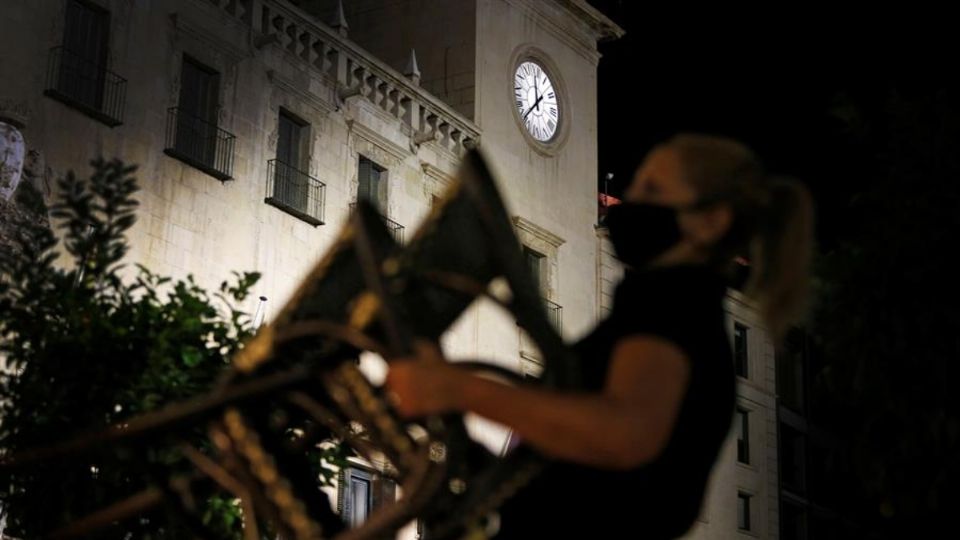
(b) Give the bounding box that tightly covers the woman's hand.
[384,340,467,418]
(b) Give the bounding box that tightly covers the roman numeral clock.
[513,58,563,148]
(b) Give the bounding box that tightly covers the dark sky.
[585,2,920,252]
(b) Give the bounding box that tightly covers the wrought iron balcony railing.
[44,46,126,127]
[265,159,326,226]
[163,107,236,181]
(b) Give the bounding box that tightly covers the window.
[736,408,750,464]
[165,56,235,179]
[45,0,126,125]
[62,0,109,109]
[358,156,387,212]
[179,57,219,124]
[338,466,397,528]
[520,245,560,333]
[176,56,219,162]
[514,218,564,370]
[517,244,560,373]
[353,155,403,241]
[512,216,564,301]
[734,322,749,378]
[341,467,372,527]
[267,110,324,222]
[737,492,752,531]
[523,246,546,293]
[277,109,307,170]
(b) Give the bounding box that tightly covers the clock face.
[514,61,560,142]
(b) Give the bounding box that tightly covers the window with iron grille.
[44,0,126,126]
[164,55,235,180]
[265,110,324,224]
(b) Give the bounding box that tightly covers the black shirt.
[495,263,735,539]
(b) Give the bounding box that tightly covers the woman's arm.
[385,336,691,470]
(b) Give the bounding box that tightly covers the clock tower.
[320,0,622,359]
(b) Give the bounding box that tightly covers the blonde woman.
[387,133,815,538]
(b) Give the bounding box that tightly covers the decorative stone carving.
[22,148,52,198]
[0,121,25,201]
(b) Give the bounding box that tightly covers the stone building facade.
[0,1,780,538]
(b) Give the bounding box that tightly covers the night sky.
[587,6,960,533]
[586,2,916,254]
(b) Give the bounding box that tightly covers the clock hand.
[523,95,544,120]
[535,76,544,110]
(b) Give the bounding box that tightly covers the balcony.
[43,46,126,127]
[265,159,326,226]
[200,0,481,155]
[163,107,236,181]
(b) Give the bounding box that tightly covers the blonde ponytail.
[666,133,816,346]
[743,176,815,345]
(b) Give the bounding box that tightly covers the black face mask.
[604,201,694,268]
